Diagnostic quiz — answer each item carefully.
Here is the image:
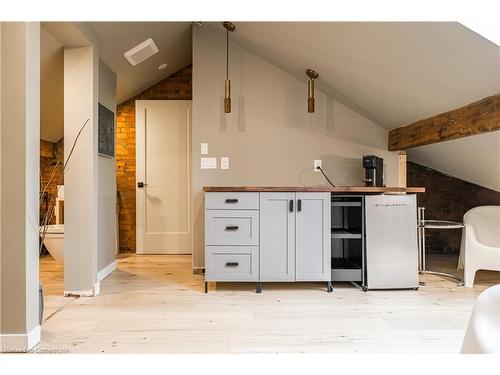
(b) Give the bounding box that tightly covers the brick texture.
[407,161,500,254]
[116,65,192,253]
[40,138,64,225]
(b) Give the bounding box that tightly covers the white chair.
[459,206,500,288]
[461,284,500,353]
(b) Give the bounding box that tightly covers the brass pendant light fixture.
[223,22,236,113]
[306,69,319,113]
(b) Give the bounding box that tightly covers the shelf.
[331,201,362,207]
[331,268,362,282]
[331,229,362,239]
[331,258,362,282]
[331,257,362,270]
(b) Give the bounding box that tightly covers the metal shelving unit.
[330,195,365,287]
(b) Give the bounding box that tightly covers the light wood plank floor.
[37,253,500,353]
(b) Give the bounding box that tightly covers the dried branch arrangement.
[39,119,89,256]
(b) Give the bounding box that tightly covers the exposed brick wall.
[407,161,500,254]
[116,65,192,253]
[40,138,64,225]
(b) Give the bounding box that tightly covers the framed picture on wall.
[98,103,115,157]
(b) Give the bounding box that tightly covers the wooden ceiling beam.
[388,93,500,151]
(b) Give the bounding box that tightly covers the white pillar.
[63,46,99,296]
[0,22,41,352]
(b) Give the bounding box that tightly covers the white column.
[0,22,41,352]
[63,46,99,296]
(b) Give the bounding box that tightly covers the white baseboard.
[62,261,116,298]
[97,260,117,282]
[0,325,41,352]
[93,281,101,296]
[64,281,100,297]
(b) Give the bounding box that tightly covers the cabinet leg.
[204,281,208,293]
[327,281,333,293]
[256,282,262,294]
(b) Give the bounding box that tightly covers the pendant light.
[306,69,319,113]
[223,22,236,113]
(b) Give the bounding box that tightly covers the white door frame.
[135,100,192,254]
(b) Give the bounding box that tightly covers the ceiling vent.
[124,38,159,66]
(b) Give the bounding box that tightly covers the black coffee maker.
[363,155,384,187]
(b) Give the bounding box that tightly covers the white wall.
[40,26,64,142]
[192,26,398,268]
[63,45,99,295]
[0,21,2,336]
[0,22,41,350]
[97,60,117,273]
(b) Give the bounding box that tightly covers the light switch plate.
[314,159,322,172]
[200,143,208,155]
[221,157,229,170]
[201,157,217,169]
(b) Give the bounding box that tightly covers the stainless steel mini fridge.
[365,194,419,289]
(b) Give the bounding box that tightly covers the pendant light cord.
[226,29,229,80]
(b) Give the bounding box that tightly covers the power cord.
[317,166,336,187]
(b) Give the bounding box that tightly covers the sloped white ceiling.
[86,21,500,127]
[40,22,500,190]
[90,22,192,104]
[407,131,500,191]
[213,22,499,129]
[89,21,499,126]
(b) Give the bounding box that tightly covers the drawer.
[205,210,259,246]
[205,192,259,210]
[205,246,258,281]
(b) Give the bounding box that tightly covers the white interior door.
[136,100,192,254]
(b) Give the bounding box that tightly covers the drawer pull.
[225,262,239,267]
[225,198,239,204]
[225,226,239,231]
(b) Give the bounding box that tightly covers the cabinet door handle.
[225,226,239,231]
[297,199,302,212]
[289,199,294,212]
[225,198,238,204]
[225,262,239,267]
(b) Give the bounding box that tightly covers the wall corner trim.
[97,260,117,282]
[64,281,101,297]
[0,325,41,352]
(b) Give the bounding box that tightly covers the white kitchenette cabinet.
[205,191,331,293]
[295,192,331,283]
[259,192,296,282]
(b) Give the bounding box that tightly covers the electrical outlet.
[200,143,208,155]
[201,157,217,169]
[221,157,229,170]
[314,159,322,172]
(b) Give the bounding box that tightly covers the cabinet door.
[259,192,296,281]
[295,192,331,281]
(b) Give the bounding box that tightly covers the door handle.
[225,226,239,231]
[225,262,239,267]
[297,199,302,212]
[137,182,148,188]
[289,199,294,212]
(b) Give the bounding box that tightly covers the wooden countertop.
[203,186,425,193]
